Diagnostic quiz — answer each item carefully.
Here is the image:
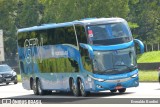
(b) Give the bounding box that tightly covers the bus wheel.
[71,79,79,96]
[110,89,117,93]
[118,88,126,93]
[37,79,45,95]
[33,80,38,95]
[45,90,52,95]
[79,79,87,97]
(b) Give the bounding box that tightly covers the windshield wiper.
[93,68,119,75]
[115,64,137,71]
[99,68,119,74]
[129,65,137,70]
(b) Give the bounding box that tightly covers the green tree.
[128,0,160,44]
[41,0,130,23]
[16,0,44,28]
[0,0,17,64]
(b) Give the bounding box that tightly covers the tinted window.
[18,30,47,47]
[18,32,30,47]
[75,25,87,44]
[18,26,77,47]
[47,26,77,46]
[64,26,77,45]
[87,22,132,45]
[93,47,137,74]
[80,48,93,72]
[38,57,79,73]
[18,26,79,73]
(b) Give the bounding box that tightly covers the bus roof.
[18,17,125,33]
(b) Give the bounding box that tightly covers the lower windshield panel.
[93,46,137,75]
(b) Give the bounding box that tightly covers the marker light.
[88,75,105,82]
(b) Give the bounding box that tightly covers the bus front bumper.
[93,76,139,91]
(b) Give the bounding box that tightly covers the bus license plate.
[115,86,123,90]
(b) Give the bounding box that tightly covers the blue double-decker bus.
[17,18,144,96]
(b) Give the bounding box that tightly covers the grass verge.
[137,51,160,63]
[139,70,158,82]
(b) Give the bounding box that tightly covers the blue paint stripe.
[91,41,134,51]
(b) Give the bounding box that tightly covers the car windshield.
[0,65,12,72]
[87,22,132,45]
[92,47,137,75]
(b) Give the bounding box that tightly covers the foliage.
[0,0,17,59]
[128,0,160,43]
[139,70,158,82]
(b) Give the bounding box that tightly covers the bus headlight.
[131,73,138,78]
[97,78,105,82]
[88,75,105,82]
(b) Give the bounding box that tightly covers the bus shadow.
[89,91,133,97]
[47,91,134,97]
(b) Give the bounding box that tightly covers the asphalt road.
[0,82,160,104]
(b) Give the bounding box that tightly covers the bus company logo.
[24,38,43,64]
[51,47,68,57]
[55,51,68,56]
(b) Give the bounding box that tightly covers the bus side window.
[80,48,93,72]
[75,25,87,44]
[68,58,79,72]
[63,26,77,46]
[75,25,92,72]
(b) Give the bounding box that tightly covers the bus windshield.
[92,47,137,75]
[87,22,132,45]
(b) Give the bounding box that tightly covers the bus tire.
[110,89,117,93]
[118,88,126,93]
[37,79,45,95]
[45,90,52,95]
[33,80,39,95]
[71,79,80,96]
[30,78,33,90]
[79,79,88,97]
